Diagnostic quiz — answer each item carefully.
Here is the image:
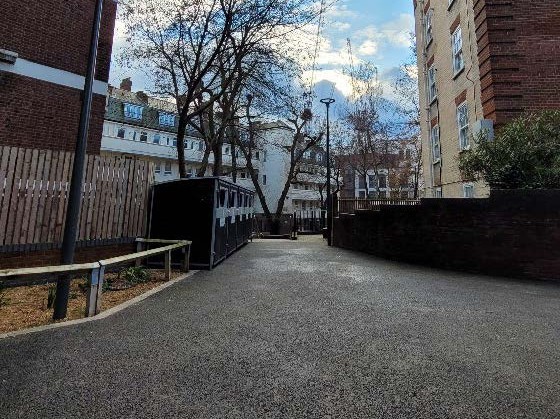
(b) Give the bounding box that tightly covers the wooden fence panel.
[0,146,154,248]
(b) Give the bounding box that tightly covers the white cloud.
[352,13,415,58]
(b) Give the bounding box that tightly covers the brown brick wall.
[333,190,560,282]
[474,0,560,125]
[0,0,117,81]
[0,73,106,153]
[0,242,136,270]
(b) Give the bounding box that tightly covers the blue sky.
[308,0,416,98]
[110,0,416,104]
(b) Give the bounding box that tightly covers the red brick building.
[0,0,118,154]
[413,0,560,198]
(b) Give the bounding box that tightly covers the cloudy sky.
[109,0,416,108]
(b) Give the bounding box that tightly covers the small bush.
[459,110,560,189]
[0,284,9,308]
[121,266,150,285]
[47,284,56,309]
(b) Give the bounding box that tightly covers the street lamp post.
[320,98,335,246]
[53,0,104,320]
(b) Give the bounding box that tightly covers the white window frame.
[452,27,464,75]
[123,103,143,120]
[431,125,441,162]
[153,133,161,145]
[164,161,172,175]
[425,9,433,46]
[139,131,148,142]
[154,161,161,174]
[463,183,474,198]
[117,127,126,139]
[457,102,470,150]
[427,65,437,103]
[158,112,175,127]
[434,187,443,198]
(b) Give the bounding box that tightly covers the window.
[159,112,175,127]
[358,191,366,198]
[435,187,443,198]
[255,151,260,160]
[219,189,228,207]
[457,102,470,150]
[123,103,143,120]
[153,133,161,145]
[263,151,267,162]
[317,153,323,163]
[240,171,246,179]
[452,27,464,74]
[303,151,311,159]
[427,65,437,102]
[368,175,377,188]
[378,174,387,189]
[164,161,172,175]
[140,131,148,142]
[117,127,126,139]
[198,141,204,151]
[155,162,161,174]
[463,183,474,198]
[224,146,230,155]
[431,125,441,162]
[262,174,267,185]
[425,9,433,46]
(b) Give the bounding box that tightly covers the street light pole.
[53,0,104,320]
[320,98,335,246]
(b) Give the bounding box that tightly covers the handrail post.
[86,264,100,317]
[136,240,143,267]
[165,250,171,280]
[182,243,190,273]
[95,265,106,315]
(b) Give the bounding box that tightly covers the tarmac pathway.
[1,237,559,418]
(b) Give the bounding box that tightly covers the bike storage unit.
[149,178,255,269]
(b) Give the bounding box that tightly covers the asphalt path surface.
[1,237,559,418]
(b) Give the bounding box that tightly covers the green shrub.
[0,284,9,308]
[459,110,560,189]
[121,266,150,285]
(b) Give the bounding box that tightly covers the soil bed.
[0,269,183,334]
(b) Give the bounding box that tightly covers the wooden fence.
[337,198,421,215]
[0,146,154,248]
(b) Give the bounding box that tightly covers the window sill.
[432,158,441,165]
[452,67,465,80]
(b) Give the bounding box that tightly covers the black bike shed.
[149,178,255,269]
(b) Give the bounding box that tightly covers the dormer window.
[123,103,143,120]
[159,112,175,127]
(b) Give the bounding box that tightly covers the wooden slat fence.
[337,198,421,215]
[0,146,154,248]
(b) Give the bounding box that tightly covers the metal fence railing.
[337,198,420,215]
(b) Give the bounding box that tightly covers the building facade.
[0,0,118,153]
[101,85,327,216]
[413,0,560,198]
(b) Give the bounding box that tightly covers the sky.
[109,0,416,113]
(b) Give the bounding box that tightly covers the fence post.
[86,264,100,317]
[135,240,143,267]
[95,265,106,315]
[182,244,190,273]
[165,250,171,280]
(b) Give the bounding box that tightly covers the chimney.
[120,78,132,92]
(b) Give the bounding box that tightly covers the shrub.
[459,110,560,189]
[121,266,150,285]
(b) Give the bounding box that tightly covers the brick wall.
[474,0,560,125]
[0,74,106,153]
[0,242,136,270]
[333,190,560,281]
[0,0,117,154]
[0,0,117,82]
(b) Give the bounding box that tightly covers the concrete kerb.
[0,270,200,340]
